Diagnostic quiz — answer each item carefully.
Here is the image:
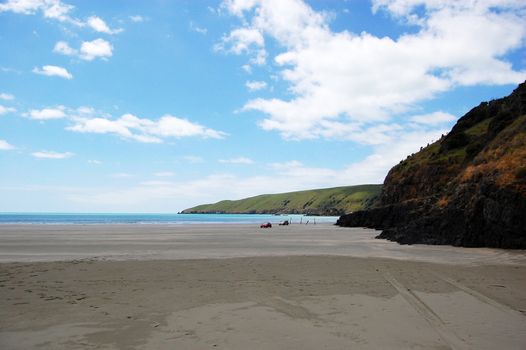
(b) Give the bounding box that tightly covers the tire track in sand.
[429,271,524,317]
[380,270,468,350]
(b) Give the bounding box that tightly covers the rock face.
[337,82,526,248]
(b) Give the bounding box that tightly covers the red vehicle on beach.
[260,222,272,228]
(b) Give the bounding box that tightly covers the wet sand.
[1,224,526,349]
[1,224,525,265]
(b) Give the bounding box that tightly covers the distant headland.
[181,184,382,216]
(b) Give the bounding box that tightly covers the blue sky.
[0,0,525,213]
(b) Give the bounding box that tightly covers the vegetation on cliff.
[182,185,382,216]
[338,81,526,248]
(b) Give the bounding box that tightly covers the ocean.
[0,213,340,225]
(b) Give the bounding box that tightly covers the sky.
[0,0,525,213]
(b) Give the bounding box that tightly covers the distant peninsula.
[182,185,382,216]
[338,81,526,248]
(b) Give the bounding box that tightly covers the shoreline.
[0,213,341,226]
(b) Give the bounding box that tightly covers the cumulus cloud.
[189,21,207,34]
[218,157,254,164]
[154,171,174,177]
[0,93,15,100]
[183,155,204,163]
[32,150,74,159]
[0,139,15,150]
[245,80,267,91]
[221,0,526,141]
[129,15,144,23]
[215,27,267,65]
[67,113,226,143]
[54,39,114,61]
[410,111,456,125]
[53,41,76,56]
[241,64,252,73]
[33,65,73,79]
[0,105,16,115]
[0,1,122,32]
[87,16,122,34]
[27,106,67,120]
[0,0,78,24]
[21,105,224,144]
[110,173,133,178]
[79,38,113,61]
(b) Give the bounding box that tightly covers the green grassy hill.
[182,184,382,216]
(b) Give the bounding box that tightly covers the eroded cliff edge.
[337,82,526,248]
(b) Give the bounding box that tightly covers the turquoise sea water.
[0,213,339,225]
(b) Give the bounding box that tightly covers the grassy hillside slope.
[338,81,526,248]
[182,185,382,216]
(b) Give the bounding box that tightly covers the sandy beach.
[1,224,526,349]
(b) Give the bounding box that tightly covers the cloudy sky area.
[0,0,525,212]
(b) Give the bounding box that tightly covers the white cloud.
[110,173,132,178]
[87,16,122,34]
[218,157,254,164]
[0,0,77,23]
[152,115,226,139]
[22,105,224,144]
[154,171,174,177]
[215,27,267,65]
[33,65,73,79]
[218,27,264,53]
[0,0,46,14]
[410,111,456,125]
[0,93,15,100]
[28,106,66,120]
[245,80,267,91]
[54,39,115,62]
[129,15,144,22]
[0,105,16,115]
[68,114,160,143]
[32,150,74,159]
[88,159,101,165]
[0,1,124,30]
[183,155,204,163]
[42,0,74,22]
[53,41,76,56]
[0,139,15,150]
[241,64,252,73]
[140,180,174,186]
[269,160,303,170]
[189,21,207,34]
[222,0,526,141]
[79,38,113,61]
[67,113,226,143]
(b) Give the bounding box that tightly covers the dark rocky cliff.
[337,81,526,248]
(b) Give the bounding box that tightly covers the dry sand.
[1,224,526,349]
